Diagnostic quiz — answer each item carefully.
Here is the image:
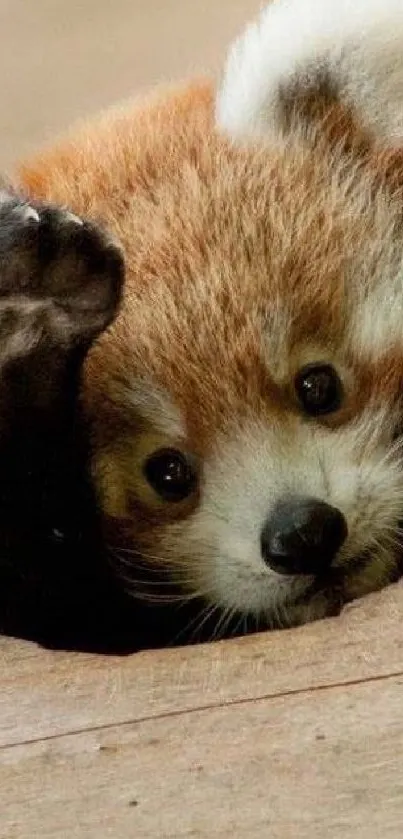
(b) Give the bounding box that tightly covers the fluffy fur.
[15,0,403,635]
[216,0,403,143]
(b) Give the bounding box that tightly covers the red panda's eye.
[295,364,343,416]
[144,448,197,502]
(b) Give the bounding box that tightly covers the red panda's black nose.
[260,497,348,576]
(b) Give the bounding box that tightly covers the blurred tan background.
[0,0,260,171]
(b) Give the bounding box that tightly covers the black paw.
[0,192,124,343]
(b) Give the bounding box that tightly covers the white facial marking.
[127,379,186,440]
[350,277,403,359]
[173,413,403,625]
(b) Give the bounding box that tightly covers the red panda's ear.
[216,0,403,150]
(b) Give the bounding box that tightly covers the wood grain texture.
[1,663,403,838]
[1,582,403,837]
[1,581,403,749]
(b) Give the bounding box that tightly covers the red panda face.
[18,0,403,633]
[83,136,403,630]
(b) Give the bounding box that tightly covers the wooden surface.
[1,581,403,838]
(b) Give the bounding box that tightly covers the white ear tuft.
[216,0,403,144]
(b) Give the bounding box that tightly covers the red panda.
[15,0,403,634]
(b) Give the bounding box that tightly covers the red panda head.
[18,0,403,632]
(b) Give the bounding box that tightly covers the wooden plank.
[1,581,403,749]
[1,672,402,839]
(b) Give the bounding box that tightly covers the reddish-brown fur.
[14,66,403,628]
